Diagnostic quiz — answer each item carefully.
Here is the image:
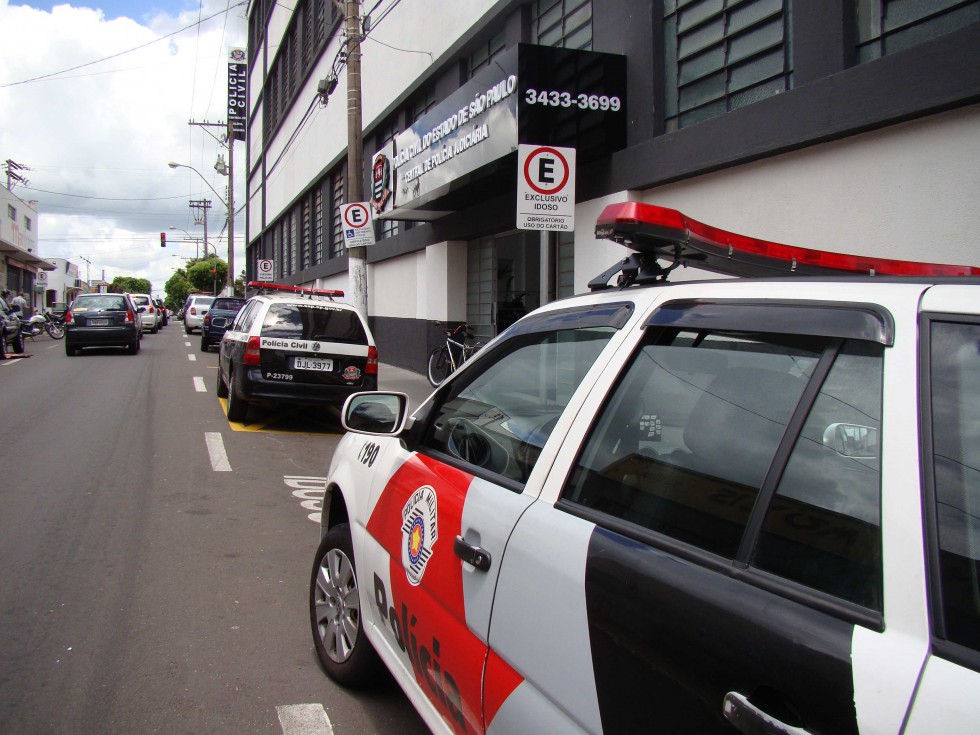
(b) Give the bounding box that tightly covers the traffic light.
[160,232,166,247]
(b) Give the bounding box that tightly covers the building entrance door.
[467,231,540,340]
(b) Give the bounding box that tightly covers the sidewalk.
[378,362,434,410]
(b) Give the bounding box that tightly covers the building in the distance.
[1,185,54,315]
[39,258,87,312]
[243,0,979,374]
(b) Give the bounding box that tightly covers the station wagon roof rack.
[246,281,345,300]
[589,202,979,290]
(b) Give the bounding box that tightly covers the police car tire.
[310,523,384,687]
[226,378,249,422]
[216,367,229,398]
[11,331,25,354]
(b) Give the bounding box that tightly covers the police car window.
[237,301,260,331]
[752,340,884,610]
[564,330,818,558]
[928,321,980,652]
[261,303,366,344]
[423,326,615,486]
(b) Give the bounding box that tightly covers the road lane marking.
[184,341,191,347]
[193,377,206,392]
[188,353,197,361]
[276,704,334,735]
[204,432,232,471]
[284,476,327,523]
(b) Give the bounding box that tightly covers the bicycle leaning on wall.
[427,322,482,387]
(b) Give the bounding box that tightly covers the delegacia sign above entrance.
[372,44,626,221]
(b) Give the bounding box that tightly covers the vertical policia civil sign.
[228,48,247,141]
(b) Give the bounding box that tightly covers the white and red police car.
[310,203,980,734]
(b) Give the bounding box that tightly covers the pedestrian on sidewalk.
[11,291,29,317]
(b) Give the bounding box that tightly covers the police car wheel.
[11,331,25,354]
[310,523,383,687]
[226,376,249,422]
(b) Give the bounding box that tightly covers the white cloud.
[0,0,247,296]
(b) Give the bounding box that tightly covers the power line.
[20,187,195,202]
[0,2,246,89]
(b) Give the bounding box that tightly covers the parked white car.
[128,293,159,334]
[183,294,215,334]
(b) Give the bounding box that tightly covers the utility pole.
[188,119,234,295]
[190,199,215,294]
[345,0,367,319]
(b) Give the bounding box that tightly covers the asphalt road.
[0,327,430,735]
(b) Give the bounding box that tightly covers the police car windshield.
[261,303,366,344]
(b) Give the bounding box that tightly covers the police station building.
[243,0,979,374]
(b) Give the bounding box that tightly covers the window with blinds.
[664,0,793,130]
[534,0,593,50]
[856,0,978,62]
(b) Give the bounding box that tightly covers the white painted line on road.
[184,341,191,347]
[188,353,197,361]
[204,432,232,472]
[284,476,327,524]
[193,376,206,392]
[276,704,334,735]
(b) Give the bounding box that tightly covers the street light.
[168,161,233,294]
[168,225,204,259]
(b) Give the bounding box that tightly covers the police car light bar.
[590,202,979,289]
[246,281,345,298]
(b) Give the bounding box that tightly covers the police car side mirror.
[342,392,410,435]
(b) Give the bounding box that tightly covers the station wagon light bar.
[246,281,345,299]
[591,202,979,289]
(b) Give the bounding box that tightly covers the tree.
[165,270,192,310]
[109,276,151,294]
[187,258,227,294]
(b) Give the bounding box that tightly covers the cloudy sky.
[0,0,248,297]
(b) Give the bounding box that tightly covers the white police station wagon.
[217,282,377,422]
[309,203,980,735]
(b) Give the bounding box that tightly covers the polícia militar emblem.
[401,485,438,586]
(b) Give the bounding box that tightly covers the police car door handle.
[454,536,491,572]
[723,692,811,735]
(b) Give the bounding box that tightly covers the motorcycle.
[21,312,65,340]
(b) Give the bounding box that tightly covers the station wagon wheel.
[310,523,382,686]
[216,365,229,398]
[225,371,249,422]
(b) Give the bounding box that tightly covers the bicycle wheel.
[427,346,452,387]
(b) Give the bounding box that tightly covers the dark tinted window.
[131,295,151,306]
[564,324,885,610]
[72,295,128,311]
[212,298,246,311]
[753,341,884,610]
[929,320,980,652]
[564,330,817,557]
[260,302,366,344]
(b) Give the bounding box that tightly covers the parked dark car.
[1,292,25,358]
[200,297,246,352]
[64,292,144,356]
[155,297,169,326]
